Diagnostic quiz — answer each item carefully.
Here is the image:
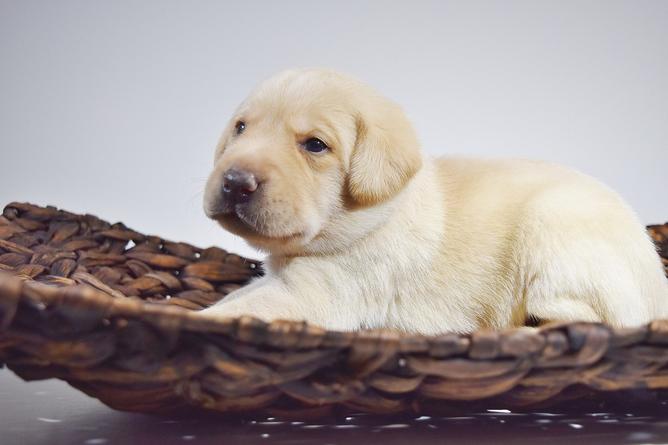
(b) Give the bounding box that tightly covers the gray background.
[1,0,667,260]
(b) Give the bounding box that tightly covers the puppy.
[202,68,667,335]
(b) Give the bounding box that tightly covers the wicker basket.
[1,202,667,417]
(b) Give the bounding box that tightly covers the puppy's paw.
[200,299,271,321]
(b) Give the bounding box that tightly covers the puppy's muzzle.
[222,168,258,206]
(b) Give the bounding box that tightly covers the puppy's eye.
[234,121,246,135]
[302,137,328,153]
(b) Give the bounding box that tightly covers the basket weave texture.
[1,202,667,416]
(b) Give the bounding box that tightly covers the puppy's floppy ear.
[348,99,422,204]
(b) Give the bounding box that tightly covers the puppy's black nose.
[222,168,258,203]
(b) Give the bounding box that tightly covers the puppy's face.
[204,69,422,254]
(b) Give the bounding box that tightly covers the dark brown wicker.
[1,202,667,417]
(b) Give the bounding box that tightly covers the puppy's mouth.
[210,205,303,241]
[208,204,259,235]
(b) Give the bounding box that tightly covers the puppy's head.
[203,69,422,253]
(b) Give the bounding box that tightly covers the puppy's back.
[433,156,668,326]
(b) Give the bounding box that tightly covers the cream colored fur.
[202,68,668,335]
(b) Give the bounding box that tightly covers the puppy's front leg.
[201,280,296,321]
[199,277,346,329]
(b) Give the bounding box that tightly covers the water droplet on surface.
[380,424,410,429]
[261,433,270,438]
[624,416,653,422]
[181,435,196,441]
[627,432,655,441]
[487,409,511,414]
[37,417,61,423]
[415,416,431,421]
[568,423,583,429]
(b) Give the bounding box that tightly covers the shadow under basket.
[1,202,668,417]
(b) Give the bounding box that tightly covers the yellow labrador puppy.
[202,68,667,334]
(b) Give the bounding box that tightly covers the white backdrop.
[1,0,667,260]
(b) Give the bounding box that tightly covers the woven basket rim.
[5,257,668,370]
[0,201,666,349]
